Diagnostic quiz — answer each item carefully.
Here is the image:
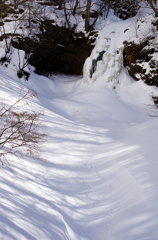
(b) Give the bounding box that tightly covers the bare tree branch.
[0,90,46,165]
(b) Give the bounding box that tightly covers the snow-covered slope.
[1,10,158,240]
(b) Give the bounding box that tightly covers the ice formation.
[83,39,124,88]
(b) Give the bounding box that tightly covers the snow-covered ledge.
[83,40,124,88]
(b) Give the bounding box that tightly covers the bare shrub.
[0,89,46,165]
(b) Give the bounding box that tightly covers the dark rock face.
[123,39,158,87]
[11,22,95,75]
[110,0,140,20]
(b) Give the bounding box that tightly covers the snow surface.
[1,7,158,240]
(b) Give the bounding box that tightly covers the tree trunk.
[73,0,79,15]
[58,0,63,10]
[85,0,91,32]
